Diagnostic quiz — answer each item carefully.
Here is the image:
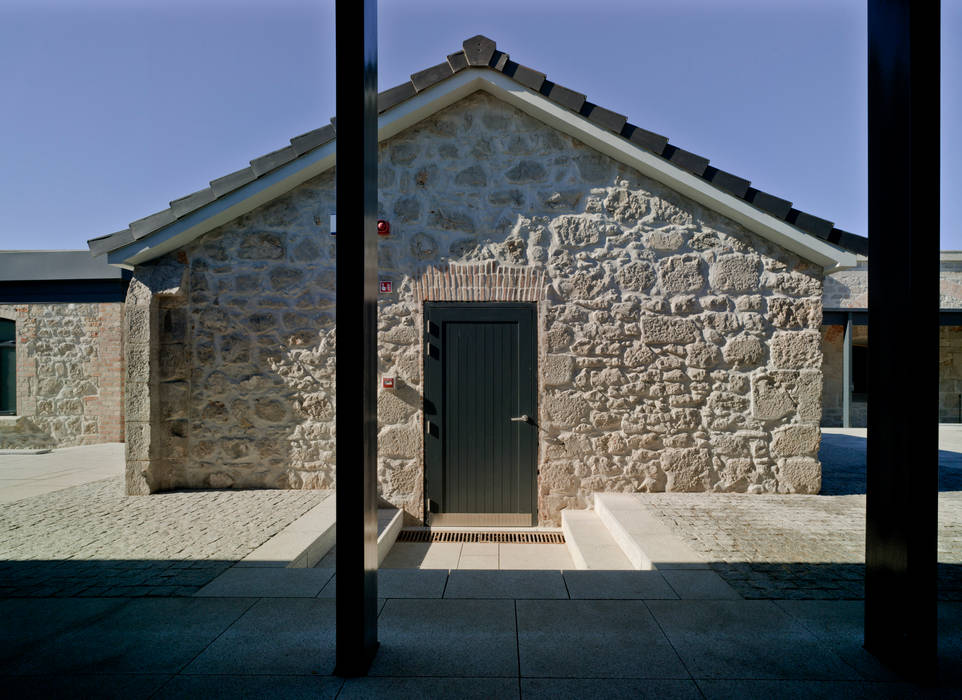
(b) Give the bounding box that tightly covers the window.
[0,319,14,415]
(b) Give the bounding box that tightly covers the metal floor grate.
[397,530,565,544]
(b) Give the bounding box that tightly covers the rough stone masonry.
[125,92,824,524]
[0,302,124,449]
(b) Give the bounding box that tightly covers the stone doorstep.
[0,449,52,455]
[560,509,634,570]
[593,493,709,571]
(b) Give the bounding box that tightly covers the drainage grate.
[397,530,565,544]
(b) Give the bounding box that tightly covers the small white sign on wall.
[329,214,336,236]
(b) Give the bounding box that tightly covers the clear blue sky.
[0,0,957,251]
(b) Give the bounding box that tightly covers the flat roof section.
[0,251,130,282]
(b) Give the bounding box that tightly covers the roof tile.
[662,145,709,176]
[539,80,587,113]
[621,123,669,154]
[411,61,455,92]
[745,188,793,220]
[88,229,133,256]
[490,50,509,71]
[787,209,834,239]
[209,167,257,198]
[169,188,216,218]
[250,145,297,176]
[580,101,627,134]
[377,82,416,113]
[502,61,546,91]
[130,209,177,240]
[462,35,497,66]
[703,166,751,199]
[290,124,336,154]
[832,228,869,256]
[447,51,468,73]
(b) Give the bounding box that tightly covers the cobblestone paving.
[638,430,962,601]
[0,477,330,597]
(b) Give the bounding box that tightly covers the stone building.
[88,36,863,524]
[822,253,962,427]
[0,251,129,449]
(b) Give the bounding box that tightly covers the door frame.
[422,302,538,525]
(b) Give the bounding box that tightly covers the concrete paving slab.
[521,678,702,699]
[443,570,568,599]
[154,674,343,699]
[375,569,448,598]
[0,598,127,665]
[773,600,901,682]
[0,673,171,698]
[381,542,462,569]
[499,543,575,570]
[563,570,678,600]
[1,598,255,675]
[316,569,447,599]
[696,679,939,699]
[939,602,962,687]
[183,598,335,676]
[647,599,862,680]
[339,677,519,699]
[662,570,743,600]
[370,599,518,677]
[457,554,499,569]
[517,599,688,679]
[193,566,334,598]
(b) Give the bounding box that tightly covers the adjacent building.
[0,251,129,449]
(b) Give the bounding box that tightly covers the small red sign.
[379,281,393,293]
[382,377,395,389]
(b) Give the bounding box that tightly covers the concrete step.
[377,507,404,567]
[561,509,634,570]
[593,493,707,570]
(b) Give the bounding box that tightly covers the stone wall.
[133,91,825,522]
[0,302,124,448]
[941,326,962,423]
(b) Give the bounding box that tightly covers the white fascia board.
[110,68,857,272]
[108,143,336,266]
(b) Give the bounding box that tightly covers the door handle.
[510,414,530,423]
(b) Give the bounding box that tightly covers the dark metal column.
[843,313,852,429]
[865,0,939,677]
[334,0,379,677]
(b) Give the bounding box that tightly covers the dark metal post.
[334,0,379,677]
[843,314,852,428]
[865,0,939,678]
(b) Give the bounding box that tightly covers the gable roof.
[89,35,863,271]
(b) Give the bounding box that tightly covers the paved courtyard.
[0,432,960,694]
[0,453,329,596]
[636,427,962,601]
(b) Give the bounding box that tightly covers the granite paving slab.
[516,599,688,679]
[370,599,518,677]
[1,597,255,675]
[646,599,861,680]
[183,598,336,676]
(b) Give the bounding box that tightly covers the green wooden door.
[424,303,537,526]
[0,319,14,415]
